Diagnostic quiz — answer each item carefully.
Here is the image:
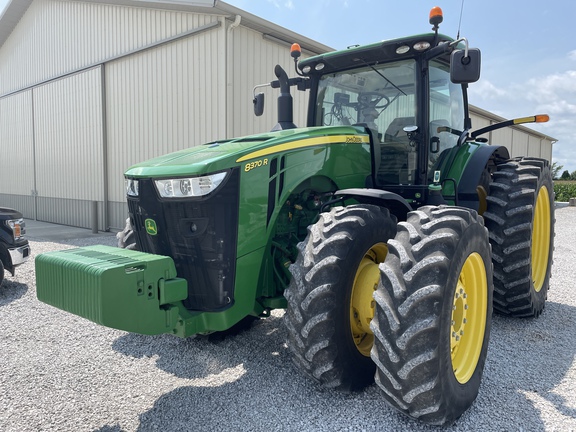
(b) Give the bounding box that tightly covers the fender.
[331,188,412,222]
[457,145,510,211]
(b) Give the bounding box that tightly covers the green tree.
[571,170,576,181]
[561,170,571,180]
[552,161,564,180]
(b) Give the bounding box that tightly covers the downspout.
[226,14,241,139]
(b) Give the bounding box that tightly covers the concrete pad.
[24,219,116,242]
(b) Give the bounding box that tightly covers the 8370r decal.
[244,158,269,172]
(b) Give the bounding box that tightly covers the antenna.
[456,0,465,39]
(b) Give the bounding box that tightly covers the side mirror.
[253,93,265,116]
[450,48,481,83]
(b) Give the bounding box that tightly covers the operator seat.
[384,117,416,142]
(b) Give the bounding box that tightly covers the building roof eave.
[0,0,33,49]
[0,0,333,55]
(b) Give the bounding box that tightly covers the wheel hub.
[350,243,388,357]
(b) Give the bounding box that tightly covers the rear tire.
[371,206,493,425]
[284,205,397,391]
[0,259,4,286]
[483,157,554,317]
[117,218,137,250]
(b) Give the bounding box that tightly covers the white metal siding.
[105,24,225,205]
[0,0,221,95]
[540,140,552,161]
[33,67,104,227]
[511,129,529,157]
[0,90,36,217]
[490,126,513,150]
[0,90,35,196]
[470,112,491,133]
[527,135,542,159]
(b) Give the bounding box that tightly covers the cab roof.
[299,33,455,75]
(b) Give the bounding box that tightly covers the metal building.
[0,0,556,231]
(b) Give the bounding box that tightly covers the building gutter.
[225,14,241,139]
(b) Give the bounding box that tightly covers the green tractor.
[36,7,554,426]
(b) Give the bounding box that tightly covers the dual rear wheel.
[483,157,554,317]
[285,157,554,425]
[284,204,493,425]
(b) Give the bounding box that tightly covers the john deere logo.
[145,219,158,235]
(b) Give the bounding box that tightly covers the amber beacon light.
[291,43,302,59]
[429,6,443,30]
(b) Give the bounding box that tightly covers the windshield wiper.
[357,58,407,96]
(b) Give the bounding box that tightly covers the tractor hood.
[125,125,368,178]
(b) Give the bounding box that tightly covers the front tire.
[483,157,554,317]
[117,218,137,250]
[371,206,493,425]
[284,205,397,391]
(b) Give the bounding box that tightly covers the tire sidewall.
[437,220,493,415]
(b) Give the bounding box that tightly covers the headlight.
[6,218,25,239]
[125,179,139,197]
[155,172,228,198]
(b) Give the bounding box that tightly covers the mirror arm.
[449,37,469,58]
[253,83,270,98]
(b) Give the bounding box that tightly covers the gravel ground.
[1,207,575,432]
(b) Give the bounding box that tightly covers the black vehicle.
[0,207,31,285]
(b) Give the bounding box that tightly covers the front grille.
[127,169,240,312]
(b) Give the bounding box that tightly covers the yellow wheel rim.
[350,243,388,357]
[531,186,551,292]
[451,252,488,384]
[477,185,488,215]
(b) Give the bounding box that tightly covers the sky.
[1,0,574,173]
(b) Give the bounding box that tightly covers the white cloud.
[569,50,576,61]
[525,70,576,101]
[266,0,294,9]
[468,79,509,102]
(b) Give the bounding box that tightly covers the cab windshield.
[315,59,465,186]
[315,60,418,184]
[315,59,416,135]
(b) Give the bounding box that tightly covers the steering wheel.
[357,92,390,110]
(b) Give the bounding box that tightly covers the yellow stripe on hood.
[236,134,369,163]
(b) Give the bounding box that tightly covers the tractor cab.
[297,20,482,205]
[304,51,465,189]
[255,7,483,208]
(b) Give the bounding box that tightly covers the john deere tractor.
[36,7,554,426]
